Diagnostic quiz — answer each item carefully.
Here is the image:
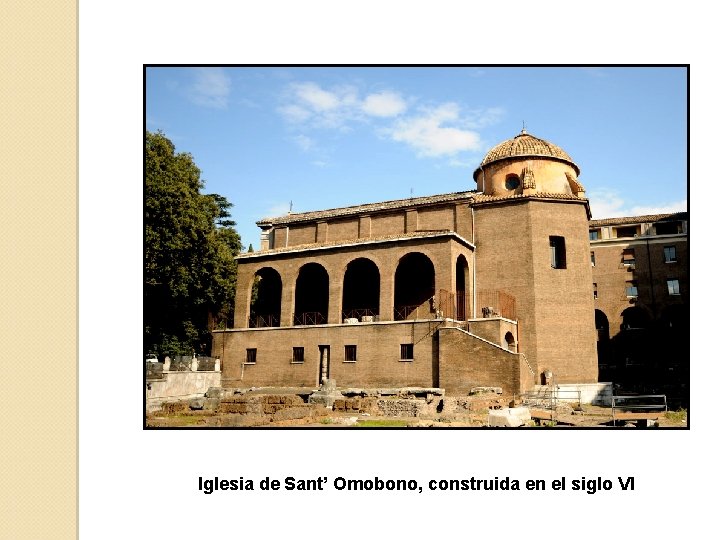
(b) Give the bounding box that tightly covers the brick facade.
[212,131,602,395]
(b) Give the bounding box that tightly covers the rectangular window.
[593,283,598,299]
[344,345,357,362]
[656,221,681,235]
[667,279,680,296]
[245,348,257,364]
[590,251,595,266]
[549,236,566,269]
[292,347,304,363]
[400,343,414,361]
[616,226,638,238]
[664,245,677,263]
[626,280,638,298]
[622,248,635,266]
[589,229,600,241]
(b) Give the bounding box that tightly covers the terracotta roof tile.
[479,130,579,174]
[589,212,688,227]
[472,192,587,204]
[236,230,471,259]
[256,190,476,226]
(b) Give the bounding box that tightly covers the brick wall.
[214,320,442,389]
[438,327,522,395]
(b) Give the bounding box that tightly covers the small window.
[664,246,677,263]
[292,347,304,363]
[616,226,638,238]
[245,348,257,364]
[344,345,357,362]
[589,229,600,241]
[549,236,566,269]
[593,283,598,299]
[590,251,596,266]
[622,248,635,265]
[400,343,414,361]
[626,281,638,298]
[505,173,520,190]
[656,221,681,235]
[667,279,680,296]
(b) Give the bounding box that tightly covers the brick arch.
[341,257,380,320]
[248,266,282,328]
[294,262,329,325]
[620,306,651,331]
[393,252,436,320]
[455,254,470,321]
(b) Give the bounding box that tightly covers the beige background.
[0,1,708,538]
[1,1,76,539]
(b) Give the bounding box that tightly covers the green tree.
[144,131,241,357]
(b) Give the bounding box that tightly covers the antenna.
[289,200,293,213]
[410,187,414,198]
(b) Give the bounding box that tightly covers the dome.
[477,129,580,176]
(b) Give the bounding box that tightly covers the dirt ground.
[146,403,687,428]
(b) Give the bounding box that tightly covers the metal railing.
[342,308,378,321]
[293,311,327,326]
[476,290,516,320]
[514,388,583,421]
[611,394,667,426]
[248,313,279,328]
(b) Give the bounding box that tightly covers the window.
[589,229,600,241]
[590,251,596,266]
[616,226,638,238]
[549,236,566,269]
[245,348,257,364]
[667,279,680,296]
[622,248,635,266]
[656,221,681,235]
[292,347,304,363]
[593,283,598,299]
[626,280,638,298]
[344,345,357,362]
[505,173,520,190]
[400,343,414,361]
[664,246,677,263]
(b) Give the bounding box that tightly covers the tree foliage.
[144,131,241,357]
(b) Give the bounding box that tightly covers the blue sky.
[145,66,687,250]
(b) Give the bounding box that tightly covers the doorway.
[318,345,330,384]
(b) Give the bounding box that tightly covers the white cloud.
[629,199,687,216]
[588,189,687,219]
[362,91,407,117]
[293,82,342,112]
[292,134,314,151]
[389,103,481,157]
[587,189,625,219]
[278,104,311,123]
[187,68,231,109]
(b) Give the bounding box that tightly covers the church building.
[212,130,599,395]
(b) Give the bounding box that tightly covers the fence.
[476,290,516,320]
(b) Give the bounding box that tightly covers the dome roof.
[478,129,580,175]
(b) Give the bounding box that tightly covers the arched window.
[294,263,329,325]
[595,309,610,341]
[455,255,469,321]
[394,253,435,320]
[620,307,650,331]
[249,267,282,327]
[342,258,380,321]
[503,331,516,353]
